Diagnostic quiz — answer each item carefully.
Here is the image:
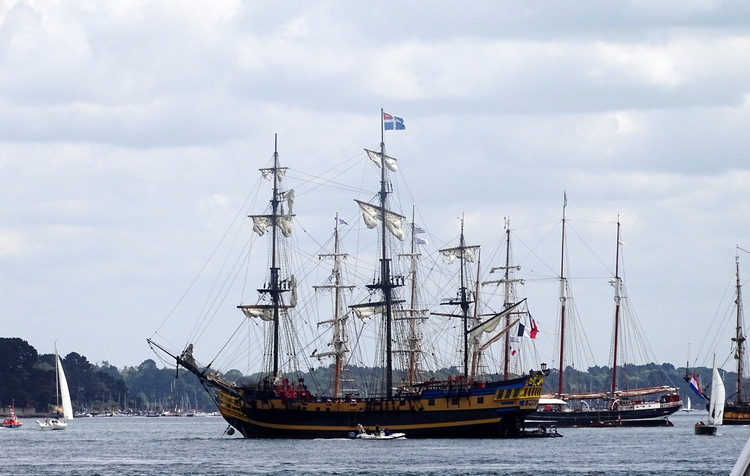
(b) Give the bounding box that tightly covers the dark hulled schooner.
[526,207,681,428]
[149,114,548,438]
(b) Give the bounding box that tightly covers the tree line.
[0,337,724,415]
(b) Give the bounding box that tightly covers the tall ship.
[149,114,548,438]
[526,205,681,428]
[712,249,750,425]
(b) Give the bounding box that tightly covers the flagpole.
[380,108,385,149]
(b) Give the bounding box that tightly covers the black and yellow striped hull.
[214,371,546,438]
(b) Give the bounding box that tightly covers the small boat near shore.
[2,401,23,429]
[37,348,73,431]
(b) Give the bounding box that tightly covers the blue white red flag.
[383,112,405,130]
[689,374,704,399]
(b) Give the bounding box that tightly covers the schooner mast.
[610,216,623,396]
[557,194,569,396]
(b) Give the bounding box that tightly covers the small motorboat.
[2,401,23,429]
[349,424,405,440]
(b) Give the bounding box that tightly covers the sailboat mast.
[611,217,622,396]
[269,134,282,376]
[55,345,60,409]
[735,250,746,404]
[557,195,568,396]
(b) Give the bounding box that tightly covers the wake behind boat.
[148,112,549,439]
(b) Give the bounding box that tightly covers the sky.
[2,0,750,372]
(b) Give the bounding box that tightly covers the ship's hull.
[526,404,680,428]
[722,403,750,425]
[214,372,546,439]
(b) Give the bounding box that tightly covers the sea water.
[0,411,745,475]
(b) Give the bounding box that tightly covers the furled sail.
[365,149,398,172]
[239,305,294,321]
[440,245,480,264]
[350,301,405,322]
[260,167,287,180]
[467,299,526,342]
[251,215,293,237]
[355,199,405,240]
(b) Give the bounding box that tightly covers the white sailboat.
[695,357,725,435]
[37,349,74,430]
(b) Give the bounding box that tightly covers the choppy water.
[1,411,747,475]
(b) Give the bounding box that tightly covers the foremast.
[610,216,623,397]
[237,134,296,378]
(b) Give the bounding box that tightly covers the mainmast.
[353,110,405,399]
[610,216,623,396]
[734,248,746,404]
[557,194,568,396]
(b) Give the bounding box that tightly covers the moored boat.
[148,113,549,438]
[526,209,681,428]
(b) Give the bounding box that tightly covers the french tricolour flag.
[383,112,405,130]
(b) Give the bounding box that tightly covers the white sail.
[365,149,398,172]
[708,363,725,426]
[440,245,480,264]
[467,299,525,342]
[57,354,74,421]
[355,200,405,240]
[251,215,293,237]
